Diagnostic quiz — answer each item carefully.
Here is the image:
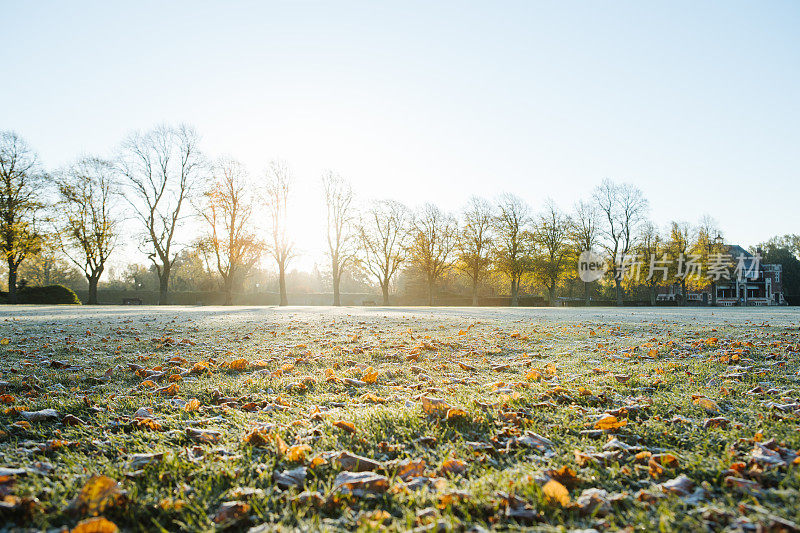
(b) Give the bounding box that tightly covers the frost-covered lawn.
[1,305,800,532]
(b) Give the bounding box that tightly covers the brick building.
[656,245,785,306]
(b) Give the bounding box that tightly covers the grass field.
[2,305,800,532]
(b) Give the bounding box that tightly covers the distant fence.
[75,290,554,306]
[75,290,375,306]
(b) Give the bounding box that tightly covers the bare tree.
[358,200,409,305]
[408,203,458,305]
[593,179,648,306]
[118,124,204,305]
[0,131,44,302]
[55,157,120,304]
[571,199,600,305]
[493,193,533,306]
[263,160,294,306]
[322,172,357,306]
[457,197,494,306]
[533,200,570,306]
[197,158,265,305]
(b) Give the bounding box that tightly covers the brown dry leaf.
[153,383,179,396]
[648,453,679,477]
[542,479,570,506]
[458,361,476,371]
[158,498,186,511]
[69,475,127,517]
[333,420,357,434]
[338,451,383,472]
[132,418,162,431]
[439,458,467,476]
[212,501,250,527]
[594,414,627,430]
[186,427,222,444]
[20,408,59,422]
[333,471,390,493]
[544,466,580,489]
[243,428,287,454]
[189,361,210,374]
[658,474,695,496]
[275,466,307,489]
[71,517,119,533]
[395,459,426,480]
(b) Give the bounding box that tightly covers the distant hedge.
[12,285,82,304]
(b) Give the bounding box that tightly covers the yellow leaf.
[184,398,201,412]
[542,479,570,506]
[70,475,126,516]
[693,397,720,414]
[525,370,543,381]
[0,338,10,345]
[226,358,249,371]
[421,396,451,417]
[360,393,386,404]
[445,408,468,420]
[286,444,312,462]
[363,368,379,384]
[71,517,119,533]
[594,414,627,430]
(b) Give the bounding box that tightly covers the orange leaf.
[542,479,570,506]
[71,517,119,533]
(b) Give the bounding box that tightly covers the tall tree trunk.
[331,258,341,306]
[7,260,18,303]
[584,281,590,306]
[510,278,519,307]
[681,279,687,306]
[158,267,170,305]
[332,275,341,306]
[471,281,479,306]
[710,281,717,306]
[650,285,656,306]
[87,274,100,305]
[548,284,556,307]
[278,263,288,306]
[428,280,434,306]
[223,276,233,306]
[615,279,623,306]
[381,282,390,306]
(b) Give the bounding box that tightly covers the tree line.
[2,125,799,306]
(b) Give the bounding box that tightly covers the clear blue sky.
[2,1,799,268]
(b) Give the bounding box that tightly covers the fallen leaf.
[68,475,127,517]
[71,517,119,533]
[542,479,570,506]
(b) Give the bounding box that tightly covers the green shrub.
[16,285,81,305]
